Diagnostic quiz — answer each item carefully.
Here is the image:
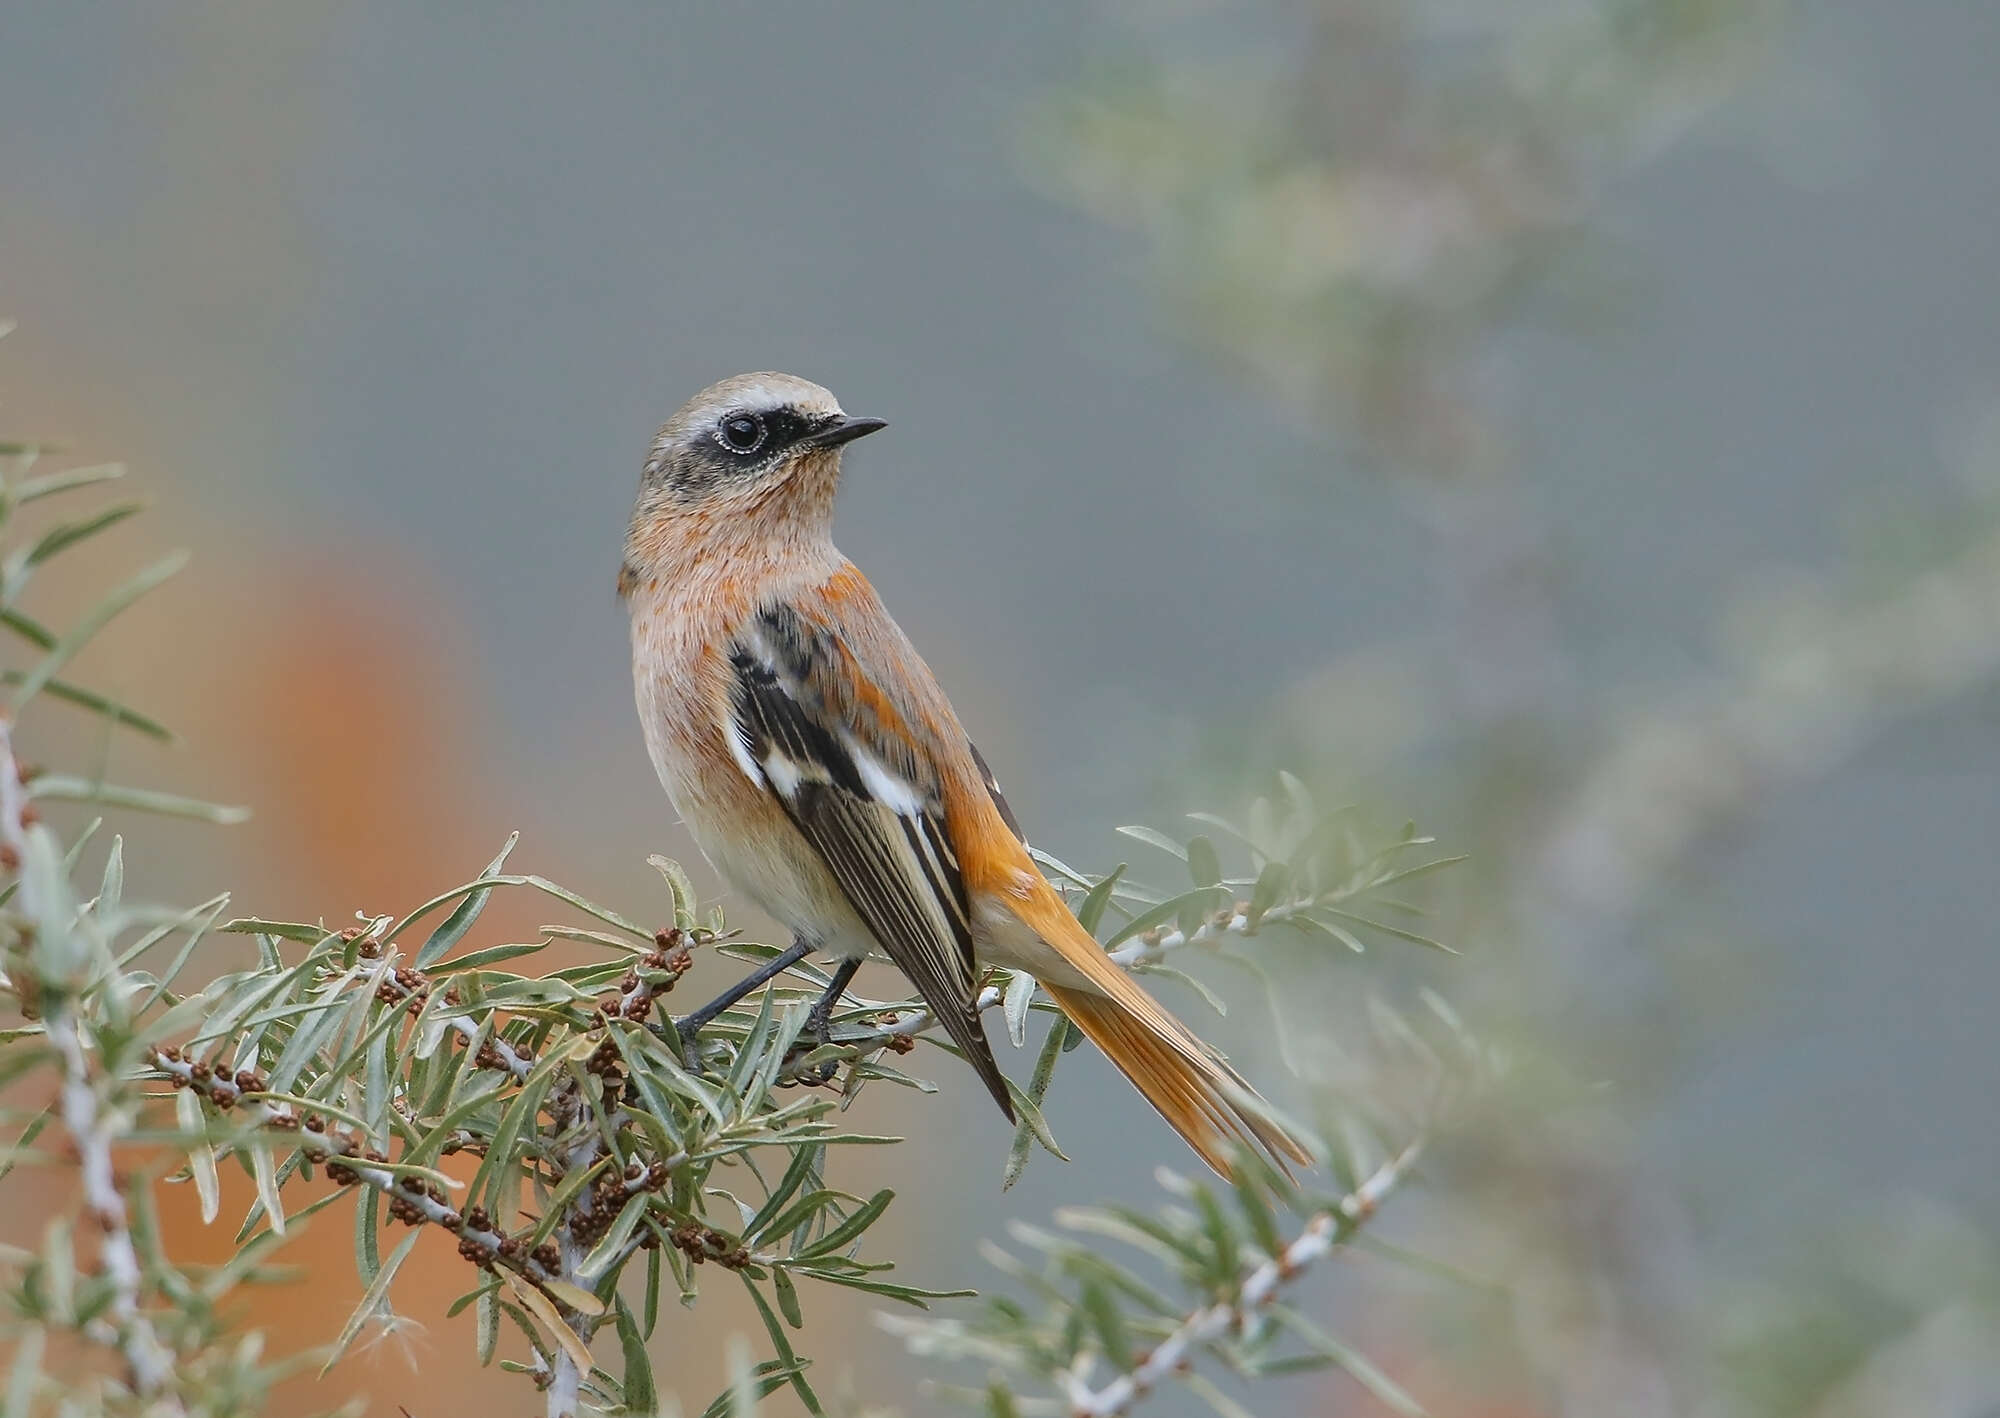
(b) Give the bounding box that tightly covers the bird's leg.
[671,935,815,1069]
[801,957,863,1083]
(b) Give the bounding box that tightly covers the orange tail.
[1041,964,1312,1181]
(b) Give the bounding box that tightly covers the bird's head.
[632,371,884,534]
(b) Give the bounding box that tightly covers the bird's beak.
[807,415,888,449]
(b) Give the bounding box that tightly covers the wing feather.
[728,604,1014,1119]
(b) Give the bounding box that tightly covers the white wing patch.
[842,734,924,816]
[761,750,804,797]
[726,600,1017,1117]
[726,714,765,787]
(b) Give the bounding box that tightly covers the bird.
[619,372,1309,1180]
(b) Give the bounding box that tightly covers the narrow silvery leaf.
[580,1192,651,1280]
[616,1296,657,1412]
[507,1275,595,1373]
[95,836,122,924]
[1002,1017,1072,1190]
[21,503,139,569]
[477,1285,499,1366]
[799,1189,893,1258]
[321,1229,422,1375]
[11,461,126,504]
[1134,964,1227,1017]
[356,1187,381,1281]
[1074,864,1127,936]
[251,1146,286,1237]
[176,1087,220,1224]
[414,833,519,967]
[1116,824,1188,861]
[740,1276,823,1414]
[40,1218,74,1323]
[772,1268,803,1328]
[26,776,246,826]
[1078,1279,1132,1369]
[649,853,701,931]
[1247,861,1291,926]
[217,917,328,942]
[1002,970,1037,1049]
[746,1143,821,1243]
[728,1335,759,1418]
[1102,887,1226,949]
[6,1325,43,1416]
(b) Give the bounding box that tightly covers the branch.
[1061,1137,1426,1418]
[151,1052,626,1294]
[735,899,1304,1083]
[1,718,184,1408]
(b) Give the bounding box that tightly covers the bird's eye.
[718,413,767,455]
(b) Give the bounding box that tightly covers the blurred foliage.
[0,422,1474,1417]
[1026,0,1787,480]
[1028,2,2000,1415]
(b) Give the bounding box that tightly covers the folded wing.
[727,602,1015,1119]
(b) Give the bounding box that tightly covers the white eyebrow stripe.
[842,735,924,816]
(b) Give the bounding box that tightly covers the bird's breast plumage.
[626,559,876,957]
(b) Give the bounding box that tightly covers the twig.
[1060,1136,1425,1417]
[1,718,184,1407]
[154,1053,587,1292]
[1106,900,1309,969]
[745,899,1308,1083]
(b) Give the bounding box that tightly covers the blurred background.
[4,1,1999,1413]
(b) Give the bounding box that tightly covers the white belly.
[681,804,879,962]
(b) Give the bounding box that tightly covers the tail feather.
[992,868,1312,1180]
[1042,974,1311,1181]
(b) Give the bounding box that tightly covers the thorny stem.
[154,1051,683,1299]
[1061,1136,1426,1418]
[165,940,696,1418]
[1,718,185,1409]
[546,1080,615,1418]
[743,899,1306,1080]
[142,826,1345,1415]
